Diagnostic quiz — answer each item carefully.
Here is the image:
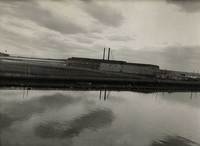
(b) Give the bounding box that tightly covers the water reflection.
[0,91,114,146]
[160,92,200,108]
[35,109,114,138]
[1,91,200,146]
[0,113,13,132]
[151,136,200,146]
[0,93,81,122]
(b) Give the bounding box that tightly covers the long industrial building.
[1,53,200,92]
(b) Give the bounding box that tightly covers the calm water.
[0,90,200,146]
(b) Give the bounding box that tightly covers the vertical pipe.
[106,91,110,99]
[104,89,107,100]
[108,48,110,60]
[99,90,102,100]
[103,48,105,60]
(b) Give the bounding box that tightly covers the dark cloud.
[34,109,114,138]
[83,2,123,27]
[166,0,200,13]
[151,136,200,146]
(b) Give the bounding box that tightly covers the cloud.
[0,1,87,34]
[0,1,104,58]
[108,35,134,42]
[161,46,200,71]
[83,2,123,27]
[166,0,200,13]
[20,2,86,34]
[0,0,64,2]
[150,135,200,146]
[0,20,94,58]
[0,0,27,1]
[74,35,94,44]
[108,45,200,72]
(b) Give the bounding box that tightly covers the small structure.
[0,52,9,57]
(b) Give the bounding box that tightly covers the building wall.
[160,70,200,80]
[66,60,100,69]
[122,64,158,75]
[99,63,122,72]
[66,58,159,76]
[99,63,159,76]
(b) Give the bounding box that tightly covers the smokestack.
[108,48,110,60]
[103,48,105,60]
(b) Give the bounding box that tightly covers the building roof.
[67,57,159,68]
[68,57,125,64]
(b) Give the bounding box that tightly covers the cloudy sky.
[0,0,200,71]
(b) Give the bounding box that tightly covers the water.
[1,0,200,145]
[1,90,200,146]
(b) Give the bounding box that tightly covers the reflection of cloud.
[166,0,200,13]
[34,109,114,138]
[0,93,81,130]
[160,92,200,109]
[0,113,13,132]
[0,113,14,146]
[6,93,79,120]
[151,136,200,146]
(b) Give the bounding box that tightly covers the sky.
[0,0,200,71]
